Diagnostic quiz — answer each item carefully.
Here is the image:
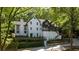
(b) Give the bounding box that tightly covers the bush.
[15,37,44,42]
[18,41,44,49]
[47,39,62,43]
[6,42,17,51]
[26,39,44,42]
[47,38,70,44]
[6,38,44,50]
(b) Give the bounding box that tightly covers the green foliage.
[18,41,44,49]
[1,7,79,50]
[6,39,44,49]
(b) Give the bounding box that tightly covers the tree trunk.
[69,7,76,50]
[2,21,11,50]
[0,8,3,50]
[1,8,14,50]
[69,29,73,50]
[2,8,20,50]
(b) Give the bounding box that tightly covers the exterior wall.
[27,18,42,37]
[15,19,27,36]
[43,31,61,40]
[14,18,62,40]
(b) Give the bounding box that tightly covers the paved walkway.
[18,47,45,51]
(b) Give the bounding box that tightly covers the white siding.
[27,18,42,37]
[14,18,62,40]
[15,19,27,36]
[43,31,61,40]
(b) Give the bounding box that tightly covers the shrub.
[6,38,44,50]
[18,41,44,49]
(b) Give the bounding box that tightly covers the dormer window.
[24,25,27,30]
[24,25,27,33]
[16,25,20,33]
[30,21,32,24]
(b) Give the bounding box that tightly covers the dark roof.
[16,17,60,31]
[42,20,59,31]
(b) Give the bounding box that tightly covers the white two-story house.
[27,17,42,37]
[14,16,61,40]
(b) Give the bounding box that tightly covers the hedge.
[18,41,44,49]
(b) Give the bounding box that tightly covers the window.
[36,28,38,31]
[24,25,27,33]
[40,23,41,25]
[30,27,32,30]
[30,21,32,24]
[16,25,20,33]
[17,31,19,33]
[16,25,20,30]
[40,28,42,30]
[37,22,38,25]
[37,33,38,37]
[30,33,33,37]
[24,31,26,33]
[24,25,27,30]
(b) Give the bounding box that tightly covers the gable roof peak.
[32,14,37,19]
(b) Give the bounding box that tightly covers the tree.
[69,7,77,50]
[1,7,32,50]
[0,7,3,50]
[0,7,79,50]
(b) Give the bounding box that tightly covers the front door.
[30,33,33,37]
